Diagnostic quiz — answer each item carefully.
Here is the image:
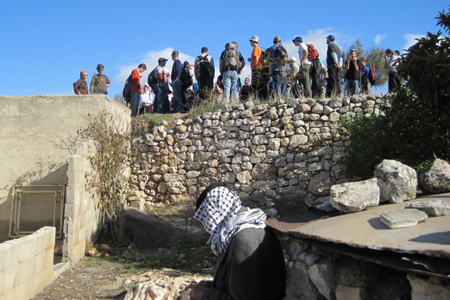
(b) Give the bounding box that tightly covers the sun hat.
[250,36,259,43]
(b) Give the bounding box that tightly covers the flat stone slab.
[380,209,428,229]
[270,194,450,258]
[405,199,450,217]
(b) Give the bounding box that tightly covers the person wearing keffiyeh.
[185,183,286,300]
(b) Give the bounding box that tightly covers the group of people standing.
[73,64,111,95]
[127,52,195,117]
[75,35,401,117]
[344,48,401,96]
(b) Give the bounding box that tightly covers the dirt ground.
[32,204,215,300]
[32,254,214,300]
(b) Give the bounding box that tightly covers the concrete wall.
[0,227,55,300]
[64,139,104,263]
[0,95,130,241]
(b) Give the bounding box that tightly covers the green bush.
[340,114,388,180]
[83,111,131,244]
[341,89,450,180]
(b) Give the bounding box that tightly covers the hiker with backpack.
[359,57,372,95]
[194,47,215,103]
[292,36,312,98]
[90,64,111,95]
[259,49,275,100]
[148,58,171,114]
[267,36,289,98]
[129,63,147,117]
[313,62,328,98]
[220,42,241,104]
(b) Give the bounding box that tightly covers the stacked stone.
[129,94,390,208]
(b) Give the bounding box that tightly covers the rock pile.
[327,158,450,229]
[330,159,417,213]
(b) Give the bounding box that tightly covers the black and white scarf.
[194,186,267,255]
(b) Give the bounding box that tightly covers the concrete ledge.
[53,262,70,279]
[0,226,55,300]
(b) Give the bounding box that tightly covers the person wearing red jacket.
[130,63,147,117]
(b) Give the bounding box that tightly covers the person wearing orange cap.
[74,71,88,95]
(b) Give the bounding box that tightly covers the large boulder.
[330,178,380,213]
[418,158,450,193]
[374,159,417,203]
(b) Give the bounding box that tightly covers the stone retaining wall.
[130,94,391,207]
[285,237,450,299]
[0,227,55,300]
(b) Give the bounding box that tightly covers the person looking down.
[185,183,286,300]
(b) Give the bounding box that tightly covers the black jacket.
[202,227,286,300]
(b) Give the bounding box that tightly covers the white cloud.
[374,34,387,45]
[114,48,196,86]
[403,33,423,51]
[115,47,255,88]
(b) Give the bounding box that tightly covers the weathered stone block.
[407,273,450,300]
[405,199,450,216]
[380,209,428,229]
[374,159,417,203]
[330,178,380,213]
[418,158,450,193]
[335,285,368,300]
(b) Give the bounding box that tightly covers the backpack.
[122,74,133,102]
[368,66,376,85]
[197,54,212,76]
[221,43,240,71]
[276,44,289,66]
[311,58,323,81]
[147,68,159,89]
[306,44,319,61]
[73,82,78,94]
[180,69,193,90]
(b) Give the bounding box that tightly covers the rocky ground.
[32,203,216,300]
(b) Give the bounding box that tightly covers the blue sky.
[0,0,448,97]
